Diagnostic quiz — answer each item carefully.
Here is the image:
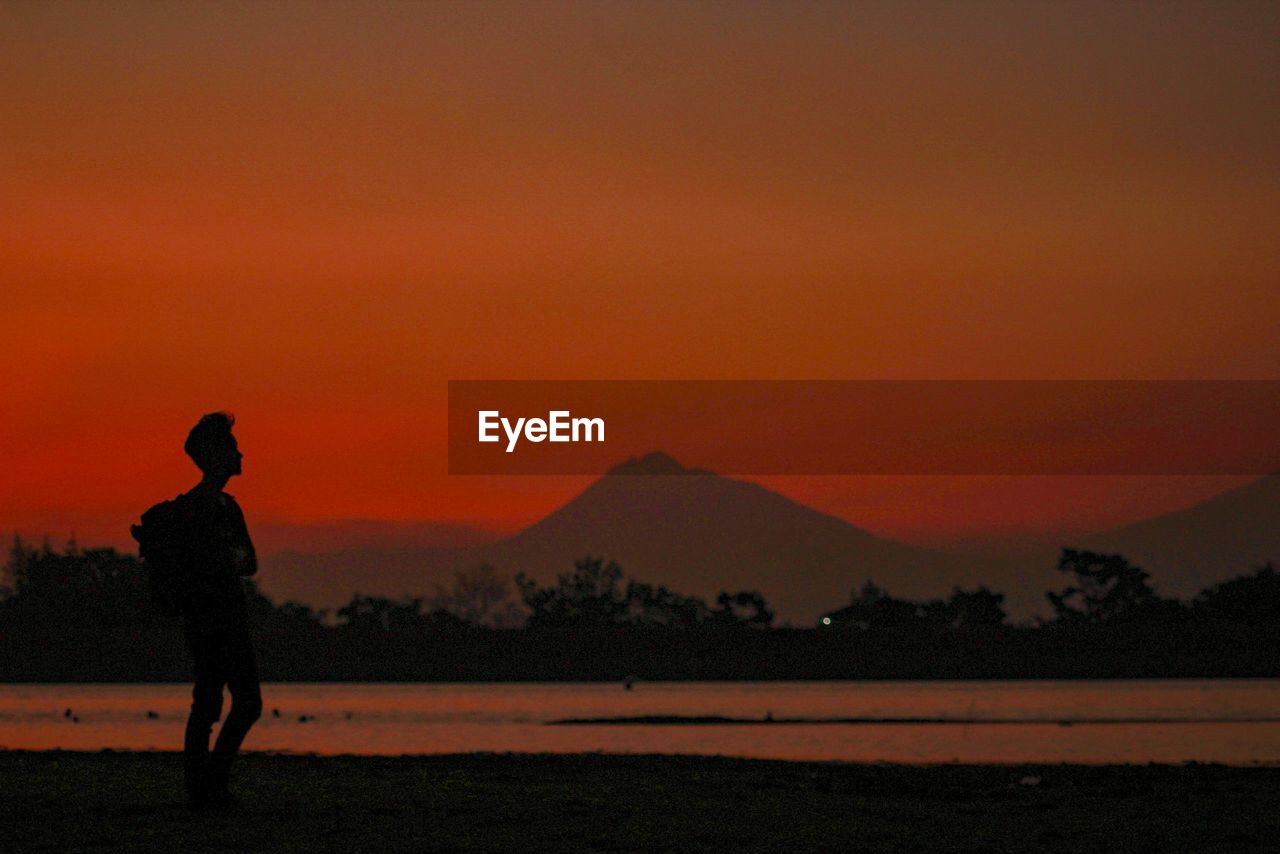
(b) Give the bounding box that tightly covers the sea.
[4,679,1280,764]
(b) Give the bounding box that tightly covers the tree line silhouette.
[2,537,1278,681]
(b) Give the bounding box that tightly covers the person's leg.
[184,626,227,806]
[206,625,262,799]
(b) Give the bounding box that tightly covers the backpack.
[131,494,195,615]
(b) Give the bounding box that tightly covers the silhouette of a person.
[177,412,262,809]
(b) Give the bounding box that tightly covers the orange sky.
[2,2,1278,551]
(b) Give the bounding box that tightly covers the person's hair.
[184,411,236,472]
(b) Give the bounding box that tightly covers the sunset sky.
[3,2,1278,552]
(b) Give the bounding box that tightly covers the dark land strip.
[2,750,1279,852]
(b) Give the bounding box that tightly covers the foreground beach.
[2,751,1277,852]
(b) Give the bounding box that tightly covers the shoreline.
[549,714,1280,725]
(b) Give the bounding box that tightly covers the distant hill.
[253,518,497,553]
[258,520,497,612]
[1082,474,1280,598]
[261,453,1043,624]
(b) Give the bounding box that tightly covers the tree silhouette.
[1046,549,1181,625]
[516,558,776,629]
[516,557,629,628]
[712,591,774,628]
[429,563,525,627]
[1193,562,1280,625]
[921,587,1007,628]
[624,581,713,627]
[828,581,920,630]
[5,540,1280,680]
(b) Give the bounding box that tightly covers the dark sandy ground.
[2,750,1277,853]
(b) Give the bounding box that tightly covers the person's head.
[184,412,242,482]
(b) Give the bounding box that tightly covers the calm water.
[4,680,1280,764]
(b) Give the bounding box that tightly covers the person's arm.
[227,498,258,577]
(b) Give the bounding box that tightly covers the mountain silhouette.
[262,452,1042,624]
[1081,474,1280,598]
